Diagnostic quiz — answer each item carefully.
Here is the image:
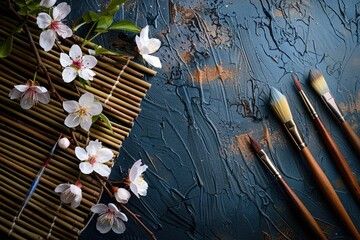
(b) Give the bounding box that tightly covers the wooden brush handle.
[341,121,360,157]
[277,177,327,240]
[314,118,360,204]
[300,147,360,240]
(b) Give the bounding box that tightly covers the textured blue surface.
[76,0,360,239]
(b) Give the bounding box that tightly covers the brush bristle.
[248,135,262,153]
[269,88,293,123]
[291,73,302,91]
[308,68,329,95]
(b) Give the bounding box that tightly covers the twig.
[120,204,157,240]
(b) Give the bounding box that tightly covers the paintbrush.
[248,135,328,240]
[269,87,360,240]
[15,135,61,219]
[292,74,360,205]
[309,68,360,157]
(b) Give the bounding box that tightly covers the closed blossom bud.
[58,137,70,149]
[113,187,131,204]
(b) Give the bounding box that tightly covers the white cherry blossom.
[9,80,50,110]
[113,187,131,204]
[135,25,162,68]
[75,140,113,177]
[63,92,102,131]
[91,203,128,234]
[40,0,56,8]
[55,182,82,208]
[128,159,148,198]
[36,2,72,51]
[60,44,97,83]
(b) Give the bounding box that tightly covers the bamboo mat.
[0,11,154,240]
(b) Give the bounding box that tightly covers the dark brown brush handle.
[341,121,360,157]
[277,177,327,240]
[300,147,360,240]
[314,117,360,205]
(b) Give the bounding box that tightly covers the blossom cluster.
[7,0,158,235]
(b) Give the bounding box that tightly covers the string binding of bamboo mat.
[0,10,155,240]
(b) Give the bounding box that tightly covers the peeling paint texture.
[79,0,360,239]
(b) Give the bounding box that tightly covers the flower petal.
[14,85,29,92]
[78,68,96,81]
[40,0,56,8]
[60,53,72,67]
[137,180,148,196]
[93,163,111,177]
[39,29,56,51]
[75,146,88,161]
[115,211,128,222]
[135,35,142,52]
[62,67,77,83]
[129,159,142,181]
[64,113,80,128]
[54,183,70,193]
[9,88,22,99]
[87,102,102,116]
[129,183,139,198]
[37,92,50,104]
[96,148,113,163]
[20,91,35,109]
[78,92,94,107]
[82,55,97,69]
[55,22,72,39]
[79,114,92,131]
[146,38,161,54]
[91,203,108,213]
[86,140,102,156]
[71,196,82,208]
[36,13,52,29]
[139,25,150,43]
[112,218,126,234]
[33,86,48,93]
[60,190,73,204]
[142,54,162,68]
[53,2,71,21]
[108,203,119,213]
[79,162,93,174]
[96,216,112,234]
[69,44,82,62]
[63,100,79,113]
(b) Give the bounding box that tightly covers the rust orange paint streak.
[193,65,236,83]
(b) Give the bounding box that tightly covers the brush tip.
[248,135,262,153]
[308,68,329,95]
[291,74,302,91]
[269,87,293,123]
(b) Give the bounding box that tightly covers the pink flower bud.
[58,137,70,149]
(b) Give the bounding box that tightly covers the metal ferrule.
[284,120,307,150]
[299,90,318,119]
[321,92,345,122]
[257,150,282,179]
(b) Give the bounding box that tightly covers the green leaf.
[99,113,113,134]
[79,78,91,87]
[92,115,100,123]
[108,20,141,33]
[106,0,128,12]
[96,16,113,31]
[0,34,13,58]
[82,11,100,23]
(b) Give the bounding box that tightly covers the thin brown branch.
[7,0,64,102]
[120,204,157,240]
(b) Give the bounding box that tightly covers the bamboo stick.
[0,199,76,240]
[0,179,85,231]
[0,208,60,240]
